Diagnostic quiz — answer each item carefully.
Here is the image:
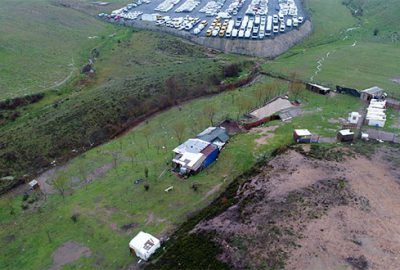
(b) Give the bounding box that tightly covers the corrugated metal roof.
[362,86,384,95]
[173,138,210,154]
[197,127,229,143]
[201,144,218,156]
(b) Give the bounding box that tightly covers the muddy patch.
[49,241,91,270]
[190,147,400,270]
[36,163,113,194]
[121,222,139,231]
[251,125,278,146]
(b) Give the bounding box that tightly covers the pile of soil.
[192,147,400,270]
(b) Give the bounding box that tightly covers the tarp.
[129,232,160,261]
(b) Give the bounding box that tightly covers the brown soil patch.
[193,147,400,270]
[49,241,91,270]
[391,77,400,84]
[251,125,278,146]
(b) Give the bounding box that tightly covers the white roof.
[349,112,361,117]
[308,83,330,91]
[129,232,161,261]
[28,180,38,187]
[173,138,209,154]
[294,129,312,136]
[338,129,354,136]
[172,152,205,170]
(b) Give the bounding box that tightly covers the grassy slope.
[0,27,250,187]
[0,78,363,269]
[264,0,400,97]
[0,0,119,100]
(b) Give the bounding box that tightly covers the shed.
[200,144,219,168]
[197,127,229,150]
[293,129,312,143]
[347,112,361,124]
[306,83,331,95]
[129,231,160,261]
[28,179,40,190]
[360,86,384,101]
[337,129,354,142]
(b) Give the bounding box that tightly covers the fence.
[242,115,280,130]
[387,98,400,110]
[365,129,400,143]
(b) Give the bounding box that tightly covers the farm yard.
[100,0,306,39]
[1,0,400,269]
[0,75,368,269]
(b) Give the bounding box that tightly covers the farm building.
[293,129,312,143]
[250,97,293,120]
[306,83,331,95]
[196,127,229,150]
[337,129,354,142]
[172,127,229,176]
[348,112,361,125]
[129,231,160,261]
[360,86,384,101]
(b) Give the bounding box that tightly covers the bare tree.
[171,121,186,143]
[288,72,305,99]
[50,173,70,200]
[203,104,217,126]
[237,97,252,120]
[126,149,136,168]
[142,127,151,149]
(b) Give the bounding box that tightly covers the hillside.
[0,0,119,100]
[264,0,400,97]
[0,25,254,192]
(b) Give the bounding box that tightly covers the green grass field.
[264,0,400,97]
[0,26,253,192]
[0,0,124,100]
[0,76,363,269]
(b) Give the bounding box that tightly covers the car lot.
[99,0,305,40]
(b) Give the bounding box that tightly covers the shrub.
[71,213,79,223]
[144,183,150,191]
[223,64,241,78]
[22,193,29,201]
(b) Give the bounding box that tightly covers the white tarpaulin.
[129,231,161,261]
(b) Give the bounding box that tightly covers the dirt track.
[193,146,400,270]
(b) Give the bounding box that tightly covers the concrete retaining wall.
[120,19,313,59]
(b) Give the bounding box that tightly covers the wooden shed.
[306,83,331,95]
[337,129,354,142]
